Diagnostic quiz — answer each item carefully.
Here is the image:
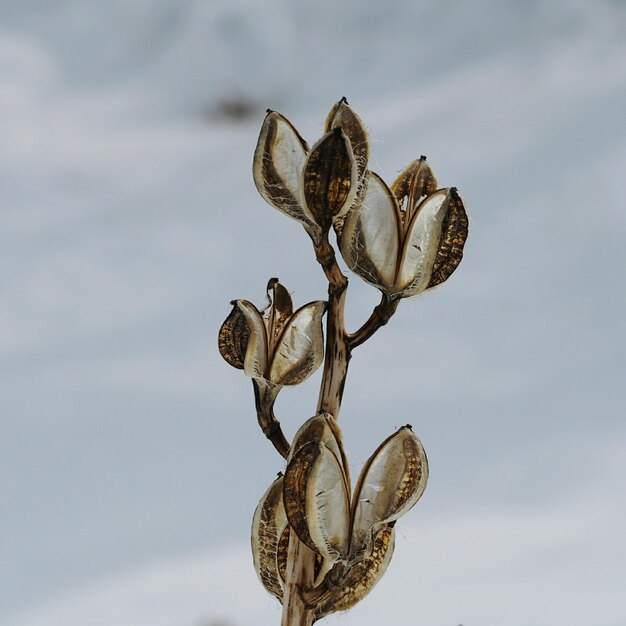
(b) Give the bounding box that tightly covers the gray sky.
[1,0,625,623]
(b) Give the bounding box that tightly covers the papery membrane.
[288,413,351,489]
[340,171,400,291]
[235,300,268,380]
[426,188,468,289]
[253,112,320,239]
[268,301,326,386]
[325,98,369,179]
[251,476,288,601]
[265,279,293,350]
[350,427,428,556]
[303,129,357,228]
[391,158,438,223]
[314,526,395,618]
[218,302,250,370]
[396,189,451,295]
[284,442,351,562]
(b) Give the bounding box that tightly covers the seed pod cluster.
[222,99,468,622]
[251,414,428,617]
[340,159,468,299]
[219,278,326,388]
[253,99,368,242]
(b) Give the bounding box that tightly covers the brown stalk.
[252,380,290,459]
[280,234,350,626]
[348,293,399,350]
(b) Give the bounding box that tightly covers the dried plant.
[219,98,468,625]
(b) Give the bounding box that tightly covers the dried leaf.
[284,441,351,563]
[426,187,468,289]
[268,301,326,386]
[303,128,357,229]
[218,302,250,369]
[340,171,401,292]
[251,475,288,601]
[351,426,428,556]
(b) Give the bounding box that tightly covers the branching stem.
[280,234,350,626]
[348,293,399,349]
[280,235,398,625]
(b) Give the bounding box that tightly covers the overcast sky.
[1,1,625,624]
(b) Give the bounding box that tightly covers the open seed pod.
[339,159,468,299]
[308,525,396,619]
[350,425,428,559]
[253,101,364,241]
[283,441,352,566]
[251,475,289,601]
[284,423,428,603]
[218,279,326,388]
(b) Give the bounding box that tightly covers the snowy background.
[2,0,625,625]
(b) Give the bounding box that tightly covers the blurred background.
[1,0,625,625]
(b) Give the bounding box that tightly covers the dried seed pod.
[288,413,351,489]
[350,426,428,557]
[391,157,438,224]
[312,526,395,618]
[265,278,293,348]
[325,97,369,179]
[397,188,467,296]
[426,188,469,289]
[283,441,351,563]
[303,128,357,230]
[268,300,327,386]
[340,171,400,291]
[219,280,326,387]
[339,165,468,299]
[253,111,321,242]
[251,475,288,601]
[277,525,326,587]
[217,302,250,369]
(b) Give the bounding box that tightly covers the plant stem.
[348,293,399,349]
[280,235,349,626]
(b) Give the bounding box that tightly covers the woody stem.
[280,234,350,626]
[348,293,399,349]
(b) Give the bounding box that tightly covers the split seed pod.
[251,475,288,601]
[284,423,428,567]
[218,278,326,389]
[309,526,396,618]
[340,158,468,298]
[253,100,366,242]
